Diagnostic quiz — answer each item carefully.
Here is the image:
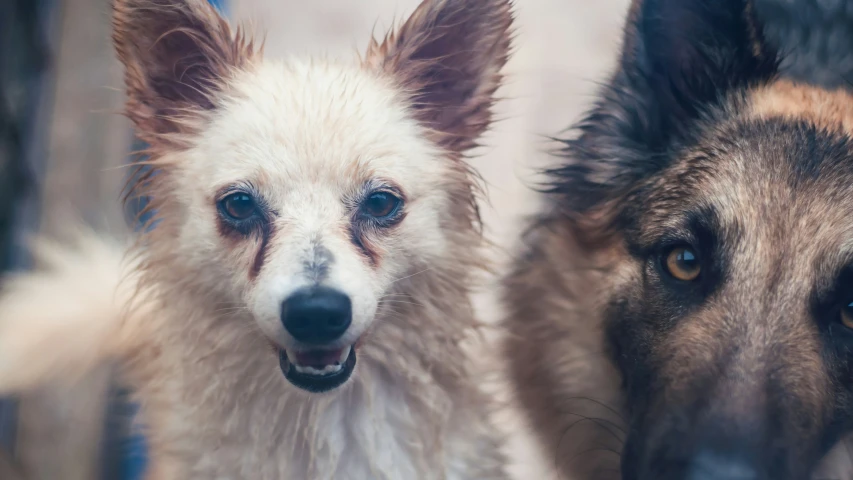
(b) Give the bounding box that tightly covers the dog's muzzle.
[277,286,358,392]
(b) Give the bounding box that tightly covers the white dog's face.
[113,0,512,392]
[174,62,453,391]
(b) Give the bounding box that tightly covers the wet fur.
[0,0,514,478]
[505,0,853,479]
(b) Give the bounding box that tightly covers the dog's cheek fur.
[348,188,457,309]
[164,153,257,293]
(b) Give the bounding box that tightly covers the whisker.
[389,266,435,285]
[567,445,622,464]
[559,397,628,425]
[212,306,251,315]
[555,414,626,443]
[379,299,426,308]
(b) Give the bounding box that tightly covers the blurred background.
[0,0,630,478]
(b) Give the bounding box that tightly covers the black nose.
[281,287,352,344]
[686,451,759,480]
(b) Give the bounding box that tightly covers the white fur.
[194,61,452,351]
[0,233,501,479]
[0,0,512,477]
[126,61,505,479]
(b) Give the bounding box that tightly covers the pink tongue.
[292,348,344,368]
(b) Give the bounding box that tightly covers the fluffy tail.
[0,230,148,394]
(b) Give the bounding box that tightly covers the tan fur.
[506,77,853,478]
[503,221,629,479]
[504,1,853,478]
[0,0,515,478]
[0,231,155,393]
[112,0,259,144]
[750,80,853,131]
[364,0,513,154]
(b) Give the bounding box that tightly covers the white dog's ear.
[112,0,257,145]
[367,0,514,153]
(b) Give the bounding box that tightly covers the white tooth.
[338,346,352,364]
[288,348,351,377]
[293,362,343,376]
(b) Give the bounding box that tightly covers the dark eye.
[663,246,701,282]
[220,192,257,221]
[841,301,853,329]
[362,191,401,219]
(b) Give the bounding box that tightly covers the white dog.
[0,0,514,478]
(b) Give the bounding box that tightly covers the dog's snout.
[281,287,352,344]
[686,451,759,480]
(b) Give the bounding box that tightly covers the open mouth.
[278,345,356,393]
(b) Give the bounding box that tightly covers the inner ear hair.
[366,0,514,153]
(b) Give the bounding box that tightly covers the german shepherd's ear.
[112,0,256,146]
[365,0,514,154]
[622,0,777,134]
[549,0,777,235]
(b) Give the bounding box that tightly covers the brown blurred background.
[0,0,629,478]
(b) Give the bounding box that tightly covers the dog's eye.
[362,191,401,219]
[663,246,701,282]
[220,192,257,221]
[841,301,853,329]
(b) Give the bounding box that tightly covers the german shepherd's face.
[113,0,511,394]
[606,98,853,479]
[528,0,853,478]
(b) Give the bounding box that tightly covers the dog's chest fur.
[127,300,504,480]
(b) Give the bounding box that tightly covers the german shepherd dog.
[504,0,853,479]
[0,0,514,478]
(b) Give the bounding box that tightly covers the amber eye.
[841,302,853,329]
[220,192,257,221]
[664,246,701,281]
[362,191,401,219]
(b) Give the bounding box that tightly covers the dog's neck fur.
[124,213,500,479]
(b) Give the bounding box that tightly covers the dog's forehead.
[192,59,445,193]
[640,82,853,259]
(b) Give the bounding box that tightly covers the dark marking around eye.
[250,222,274,280]
[346,182,407,268]
[350,224,380,267]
